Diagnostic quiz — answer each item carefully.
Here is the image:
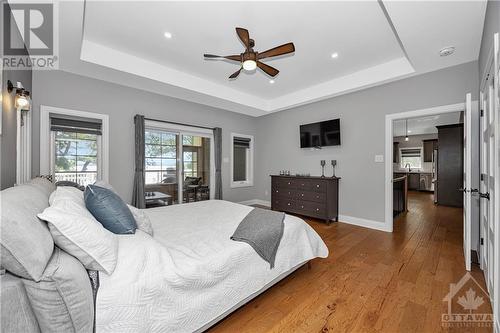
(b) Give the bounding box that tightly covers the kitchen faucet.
[405,163,412,172]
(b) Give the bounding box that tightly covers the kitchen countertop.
[394,170,433,174]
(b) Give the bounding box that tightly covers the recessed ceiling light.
[331,52,339,59]
[439,46,455,57]
[269,79,275,84]
[164,31,172,39]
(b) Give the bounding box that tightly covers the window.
[50,115,103,186]
[400,148,422,169]
[231,133,253,188]
[54,131,98,185]
[145,130,178,185]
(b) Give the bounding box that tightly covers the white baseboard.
[237,199,391,232]
[338,215,391,232]
[238,199,271,207]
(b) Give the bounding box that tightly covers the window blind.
[234,137,251,148]
[50,114,102,135]
[401,148,421,157]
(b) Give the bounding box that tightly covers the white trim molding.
[39,105,109,182]
[16,108,31,185]
[385,102,471,233]
[236,200,390,232]
[338,215,391,232]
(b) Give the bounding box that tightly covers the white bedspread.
[96,200,328,333]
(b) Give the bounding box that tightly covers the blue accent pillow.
[84,185,137,234]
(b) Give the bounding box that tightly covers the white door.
[480,69,495,293]
[492,32,500,333]
[463,93,473,271]
[479,32,499,332]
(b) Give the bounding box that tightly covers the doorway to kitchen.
[392,113,463,219]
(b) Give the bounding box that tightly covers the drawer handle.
[301,193,304,197]
[301,183,305,186]
[316,184,320,188]
[301,205,304,209]
[316,208,320,211]
[287,203,291,206]
[276,190,279,193]
[288,182,291,185]
[316,195,320,199]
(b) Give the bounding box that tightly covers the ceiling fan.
[204,27,295,79]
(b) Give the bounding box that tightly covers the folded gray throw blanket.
[230,208,285,268]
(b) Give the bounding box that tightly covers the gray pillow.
[22,248,93,333]
[55,181,85,191]
[0,184,54,281]
[84,185,137,234]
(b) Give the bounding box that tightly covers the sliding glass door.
[144,123,213,206]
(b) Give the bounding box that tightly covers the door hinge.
[480,173,484,181]
[481,238,484,246]
[480,109,484,117]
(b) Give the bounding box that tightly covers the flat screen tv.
[300,118,340,148]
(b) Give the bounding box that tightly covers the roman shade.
[50,114,102,135]
[400,148,421,157]
[233,137,251,148]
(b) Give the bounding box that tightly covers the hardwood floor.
[209,191,492,333]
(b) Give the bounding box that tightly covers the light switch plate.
[375,155,384,163]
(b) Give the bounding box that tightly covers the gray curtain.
[213,127,222,199]
[132,115,146,208]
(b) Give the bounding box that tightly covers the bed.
[95,200,328,332]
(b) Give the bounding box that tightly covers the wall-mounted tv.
[300,118,341,148]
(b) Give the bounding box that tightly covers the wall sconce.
[7,80,30,110]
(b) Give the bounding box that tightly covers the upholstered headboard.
[0,179,95,333]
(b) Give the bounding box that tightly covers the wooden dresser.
[270,175,340,224]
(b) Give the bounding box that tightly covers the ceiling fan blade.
[257,61,279,77]
[204,54,241,62]
[258,43,295,60]
[235,27,250,48]
[229,68,242,79]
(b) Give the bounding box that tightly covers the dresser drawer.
[301,201,327,218]
[273,178,298,189]
[273,198,296,211]
[272,187,297,198]
[296,191,326,203]
[309,180,327,193]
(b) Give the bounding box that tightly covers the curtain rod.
[143,117,215,131]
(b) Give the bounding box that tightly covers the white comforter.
[96,200,328,332]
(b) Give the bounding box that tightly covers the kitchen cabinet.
[408,173,420,190]
[393,142,399,163]
[423,139,438,162]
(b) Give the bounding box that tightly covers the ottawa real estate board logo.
[2,2,59,70]
[442,272,493,328]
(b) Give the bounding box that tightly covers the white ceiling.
[38,0,487,116]
[393,112,462,137]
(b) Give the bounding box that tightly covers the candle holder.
[331,160,337,177]
[320,160,326,178]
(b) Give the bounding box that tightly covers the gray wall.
[479,0,500,79]
[255,61,478,223]
[0,0,32,190]
[31,70,258,203]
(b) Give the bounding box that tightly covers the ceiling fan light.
[242,60,257,71]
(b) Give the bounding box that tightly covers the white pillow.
[38,198,118,274]
[127,204,154,236]
[49,186,85,206]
